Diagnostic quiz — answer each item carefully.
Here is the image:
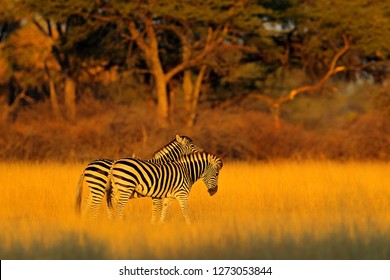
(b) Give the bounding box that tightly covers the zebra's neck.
[179,153,208,183]
[150,140,182,163]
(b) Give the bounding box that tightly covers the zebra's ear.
[208,154,217,166]
[176,134,184,144]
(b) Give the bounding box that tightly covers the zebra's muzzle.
[208,186,218,196]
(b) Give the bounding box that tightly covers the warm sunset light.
[1,0,390,262]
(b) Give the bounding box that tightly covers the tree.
[248,35,350,129]
[23,0,98,122]
[95,0,268,127]
[0,0,25,123]
[5,22,63,119]
[222,0,390,129]
[293,0,390,79]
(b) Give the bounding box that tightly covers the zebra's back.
[84,159,113,189]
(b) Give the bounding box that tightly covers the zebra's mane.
[151,140,181,161]
[151,135,193,161]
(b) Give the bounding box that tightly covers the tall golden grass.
[1,161,390,259]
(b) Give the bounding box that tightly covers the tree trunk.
[141,18,169,127]
[182,41,194,114]
[168,80,178,123]
[186,65,207,128]
[154,69,169,127]
[0,104,10,123]
[49,77,62,119]
[183,69,193,113]
[64,75,76,122]
[272,105,281,132]
[0,93,9,123]
[0,89,27,123]
[147,41,169,127]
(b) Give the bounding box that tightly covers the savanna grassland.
[1,161,390,260]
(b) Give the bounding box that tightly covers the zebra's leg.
[177,196,191,225]
[115,188,133,219]
[89,187,105,218]
[151,198,162,224]
[107,185,120,219]
[82,187,102,219]
[159,198,175,223]
[81,193,93,218]
[89,195,101,219]
[106,190,114,220]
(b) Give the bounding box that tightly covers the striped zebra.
[76,135,203,221]
[107,152,223,224]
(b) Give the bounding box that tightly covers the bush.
[1,97,390,162]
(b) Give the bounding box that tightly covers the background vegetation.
[1,0,390,162]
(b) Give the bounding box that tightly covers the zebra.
[75,135,203,222]
[107,152,223,224]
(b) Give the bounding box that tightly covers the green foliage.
[295,0,390,74]
[4,23,54,88]
[221,62,267,84]
[0,0,23,20]
[22,0,96,22]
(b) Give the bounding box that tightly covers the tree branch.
[243,35,350,130]
[5,90,32,118]
[32,19,50,37]
[128,20,149,54]
[282,35,349,103]
[246,93,278,108]
[164,25,229,83]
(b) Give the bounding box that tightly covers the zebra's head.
[202,153,223,196]
[175,135,203,154]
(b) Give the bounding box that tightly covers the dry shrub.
[340,112,390,160]
[0,98,193,162]
[193,107,314,160]
[1,97,390,162]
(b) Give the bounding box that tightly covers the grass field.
[1,160,390,259]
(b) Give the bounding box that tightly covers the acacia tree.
[0,0,25,123]
[95,0,268,127]
[22,0,98,122]
[294,0,390,79]
[248,35,350,129]
[224,0,390,130]
[5,22,63,119]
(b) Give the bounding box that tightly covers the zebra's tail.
[106,163,115,209]
[75,173,85,215]
[106,178,113,209]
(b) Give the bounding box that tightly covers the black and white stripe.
[76,135,202,221]
[107,152,223,224]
